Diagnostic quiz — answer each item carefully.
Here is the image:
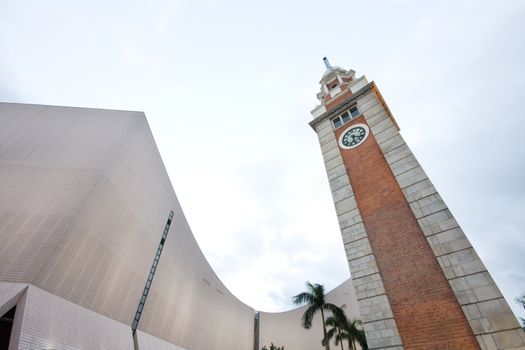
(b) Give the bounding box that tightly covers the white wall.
[259,279,361,350]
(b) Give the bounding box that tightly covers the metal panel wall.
[0,103,254,350]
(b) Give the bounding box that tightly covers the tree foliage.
[293,281,340,350]
[261,342,284,350]
[292,281,368,350]
[517,294,525,329]
[323,307,368,350]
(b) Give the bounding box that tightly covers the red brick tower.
[310,59,525,350]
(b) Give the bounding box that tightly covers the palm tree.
[354,325,368,350]
[517,294,525,329]
[346,319,368,350]
[323,313,347,350]
[292,281,343,350]
[322,308,368,350]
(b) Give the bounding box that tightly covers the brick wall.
[334,116,480,349]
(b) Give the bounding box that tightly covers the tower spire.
[322,57,333,70]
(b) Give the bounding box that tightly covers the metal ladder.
[132,210,174,335]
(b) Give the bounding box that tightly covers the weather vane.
[323,57,333,70]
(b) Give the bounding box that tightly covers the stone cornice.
[309,81,375,130]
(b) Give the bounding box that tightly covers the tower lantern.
[309,61,525,350]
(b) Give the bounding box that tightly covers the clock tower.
[310,59,525,350]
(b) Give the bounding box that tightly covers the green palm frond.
[324,303,345,320]
[292,292,315,306]
[305,281,325,304]
[341,319,367,350]
[325,315,337,327]
[355,328,368,350]
[302,304,318,329]
[322,327,337,346]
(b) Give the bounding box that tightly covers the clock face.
[338,123,370,149]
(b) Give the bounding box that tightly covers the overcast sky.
[1,0,524,319]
